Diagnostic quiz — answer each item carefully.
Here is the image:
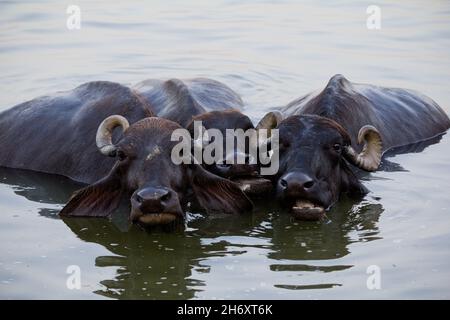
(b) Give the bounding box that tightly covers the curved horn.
[256,111,284,137]
[343,125,382,172]
[96,115,130,157]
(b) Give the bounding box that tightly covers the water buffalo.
[133,78,273,195]
[133,78,245,128]
[0,81,252,227]
[259,74,450,220]
[0,81,153,182]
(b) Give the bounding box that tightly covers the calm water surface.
[0,0,450,299]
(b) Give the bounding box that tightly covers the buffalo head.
[60,116,253,228]
[263,114,382,220]
[187,109,273,196]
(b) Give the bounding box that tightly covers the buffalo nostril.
[135,194,144,203]
[303,180,315,189]
[280,179,288,188]
[160,192,171,202]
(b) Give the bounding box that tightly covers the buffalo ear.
[59,169,123,217]
[188,165,253,215]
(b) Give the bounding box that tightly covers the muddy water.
[0,0,449,299]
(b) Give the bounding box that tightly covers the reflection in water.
[0,167,383,298]
[62,218,205,299]
[266,199,383,291]
[380,134,446,172]
[0,168,80,204]
[0,167,82,218]
[270,199,383,261]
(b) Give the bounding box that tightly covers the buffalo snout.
[130,187,183,226]
[278,172,316,198]
[277,171,327,221]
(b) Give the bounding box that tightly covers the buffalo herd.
[0,74,449,229]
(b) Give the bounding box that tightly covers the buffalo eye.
[116,150,127,161]
[332,143,342,153]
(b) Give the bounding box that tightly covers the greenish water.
[1,0,450,299]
